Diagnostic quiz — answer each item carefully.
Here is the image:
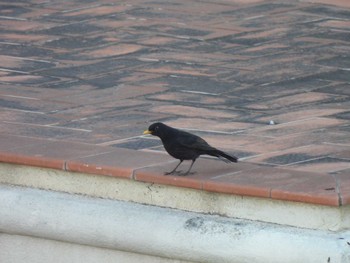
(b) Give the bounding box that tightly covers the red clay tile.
[0,139,114,170]
[0,0,349,208]
[112,84,168,100]
[245,92,338,110]
[332,150,350,160]
[21,8,58,20]
[0,95,76,113]
[134,164,203,190]
[319,20,350,29]
[0,84,94,101]
[203,166,340,205]
[0,122,91,141]
[0,75,44,84]
[26,140,114,159]
[203,167,282,197]
[247,144,348,165]
[270,169,339,206]
[66,161,132,178]
[140,65,213,77]
[302,0,350,8]
[135,158,259,190]
[334,169,350,205]
[0,20,54,31]
[249,118,347,138]
[83,44,143,58]
[240,131,350,154]
[66,147,171,179]
[256,108,347,124]
[63,5,129,17]
[0,55,26,69]
[203,175,270,198]
[0,134,49,150]
[149,105,235,119]
[148,91,227,106]
[167,118,259,132]
[289,161,350,174]
[92,19,154,31]
[0,151,64,170]
[138,36,179,46]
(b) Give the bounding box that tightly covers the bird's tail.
[208,149,238,163]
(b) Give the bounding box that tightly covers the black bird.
[143,122,238,175]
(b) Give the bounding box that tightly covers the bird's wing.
[175,130,237,163]
[176,131,215,151]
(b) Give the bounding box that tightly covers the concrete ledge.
[1,185,350,263]
[0,163,349,231]
[0,234,187,263]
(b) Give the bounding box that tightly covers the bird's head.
[143,122,167,137]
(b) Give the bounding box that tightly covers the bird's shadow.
[164,170,196,176]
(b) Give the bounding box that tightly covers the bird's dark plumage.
[143,122,238,175]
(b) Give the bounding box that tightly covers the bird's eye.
[155,126,159,131]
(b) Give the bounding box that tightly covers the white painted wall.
[0,234,189,263]
[0,185,349,263]
[1,163,349,231]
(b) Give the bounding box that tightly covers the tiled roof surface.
[0,0,349,206]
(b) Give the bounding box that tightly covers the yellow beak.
[143,130,152,135]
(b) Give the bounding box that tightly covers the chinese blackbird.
[143,122,238,175]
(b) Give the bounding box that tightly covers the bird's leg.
[165,160,183,175]
[182,159,196,176]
